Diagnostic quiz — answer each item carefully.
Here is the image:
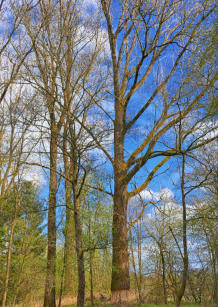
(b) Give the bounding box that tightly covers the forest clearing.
[0,0,217,307]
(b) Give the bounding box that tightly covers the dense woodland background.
[0,0,217,307]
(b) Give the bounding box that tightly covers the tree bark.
[204,228,218,304]
[160,247,167,305]
[88,206,94,306]
[89,251,94,306]
[175,155,188,307]
[43,124,58,307]
[64,184,75,294]
[58,241,66,307]
[11,255,25,307]
[130,232,143,304]
[73,187,85,307]
[211,250,218,304]
[63,132,75,295]
[111,183,130,305]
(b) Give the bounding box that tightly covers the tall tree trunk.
[1,196,18,307]
[111,86,130,304]
[64,184,74,294]
[58,241,66,307]
[211,250,218,304]
[111,183,130,305]
[11,250,26,307]
[204,228,218,304]
[43,125,58,307]
[137,221,143,303]
[73,187,85,307]
[130,232,142,304]
[89,251,94,306]
[88,206,94,306]
[63,131,74,295]
[100,1,130,304]
[175,155,188,307]
[160,247,167,304]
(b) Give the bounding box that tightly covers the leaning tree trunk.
[43,124,58,307]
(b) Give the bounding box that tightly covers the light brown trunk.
[43,125,57,307]
[12,294,17,307]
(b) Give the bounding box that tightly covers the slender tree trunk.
[130,232,142,304]
[12,294,17,307]
[64,189,74,293]
[58,241,66,307]
[89,251,94,306]
[1,197,18,307]
[63,131,74,295]
[175,155,188,307]
[12,252,26,307]
[137,221,143,303]
[64,184,74,294]
[211,250,218,303]
[160,247,167,304]
[88,207,94,306]
[73,187,85,307]
[43,124,58,307]
[204,228,218,304]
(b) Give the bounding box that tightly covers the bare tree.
[20,1,108,306]
[92,0,217,304]
[0,0,37,104]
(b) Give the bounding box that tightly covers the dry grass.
[10,296,77,307]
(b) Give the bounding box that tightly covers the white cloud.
[85,0,98,8]
[193,119,218,142]
[140,187,174,202]
[23,166,46,188]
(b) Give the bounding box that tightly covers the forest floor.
[64,303,217,307]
